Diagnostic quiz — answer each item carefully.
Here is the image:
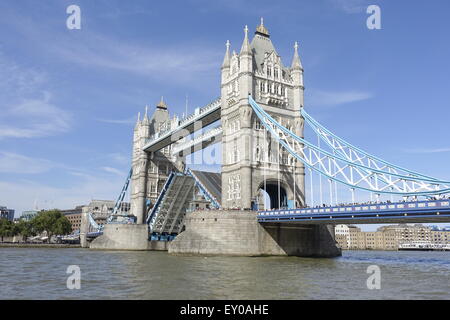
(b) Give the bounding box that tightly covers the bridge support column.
[80,209,89,248]
[261,223,340,257]
[169,210,341,258]
[89,224,149,250]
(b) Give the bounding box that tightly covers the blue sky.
[1,0,450,230]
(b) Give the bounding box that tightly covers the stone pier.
[89,224,149,250]
[169,210,341,257]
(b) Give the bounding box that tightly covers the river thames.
[0,248,448,300]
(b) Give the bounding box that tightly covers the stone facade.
[61,206,83,232]
[117,20,342,258]
[82,200,131,226]
[130,99,181,224]
[89,224,149,250]
[129,21,307,219]
[335,224,450,250]
[220,21,305,210]
[169,210,341,257]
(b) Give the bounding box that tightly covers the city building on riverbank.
[335,224,450,250]
[431,226,450,246]
[62,206,84,232]
[81,200,131,227]
[20,210,39,221]
[0,206,15,221]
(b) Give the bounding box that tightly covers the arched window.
[233,144,239,163]
[255,146,260,161]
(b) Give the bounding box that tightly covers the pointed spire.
[157,96,167,110]
[221,40,231,69]
[240,25,251,55]
[135,112,141,128]
[291,41,303,70]
[142,105,149,123]
[256,17,270,37]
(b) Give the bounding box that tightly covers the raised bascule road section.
[143,98,221,153]
[84,20,450,257]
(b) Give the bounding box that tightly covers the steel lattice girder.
[248,96,450,197]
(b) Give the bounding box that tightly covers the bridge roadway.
[143,98,221,153]
[171,126,222,157]
[258,199,450,225]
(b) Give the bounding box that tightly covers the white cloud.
[0,52,47,97]
[1,7,221,89]
[97,116,136,125]
[330,0,368,14]
[0,174,126,217]
[109,153,130,165]
[101,166,127,176]
[308,89,373,108]
[0,53,72,140]
[403,148,450,154]
[0,152,54,174]
[50,32,221,83]
[0,93,72,139]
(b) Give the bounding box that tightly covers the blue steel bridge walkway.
[147,169,222,240]
[258,199,450,225]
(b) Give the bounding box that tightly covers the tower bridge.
[84,19,450,257]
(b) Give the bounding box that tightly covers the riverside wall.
[169,210,341,258]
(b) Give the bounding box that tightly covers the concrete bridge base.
[89,224,149,250]
[168,210,342,258]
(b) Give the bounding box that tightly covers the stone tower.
[220,19,306,210]
[130,98,178,224]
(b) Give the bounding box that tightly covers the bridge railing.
[171,126,222,155]
[258,199,450,216]
[144,98,221,148]
[146,171,178,227]
[186,168,221,209]
[248,95,450,197]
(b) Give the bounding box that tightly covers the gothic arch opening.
[258,183,288,210]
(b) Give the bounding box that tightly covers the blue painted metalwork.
[87,212,100,230]
[149,233,177,242]
[248,95,450,196]
[258,199,450,224]
[86,231,103,238]
[143,98,221,152]
[186,168,221,209]
[107,168,133,223]
[301,108,440,181]
[146,171,178,225]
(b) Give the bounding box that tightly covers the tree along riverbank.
[0,243,81,248]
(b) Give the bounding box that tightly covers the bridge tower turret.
[130,98,177,224]
[131,111,150,224]
[220,19,306,210]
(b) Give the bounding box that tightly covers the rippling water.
[0,248,448,300]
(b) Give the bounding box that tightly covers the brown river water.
[0,248,448,300]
